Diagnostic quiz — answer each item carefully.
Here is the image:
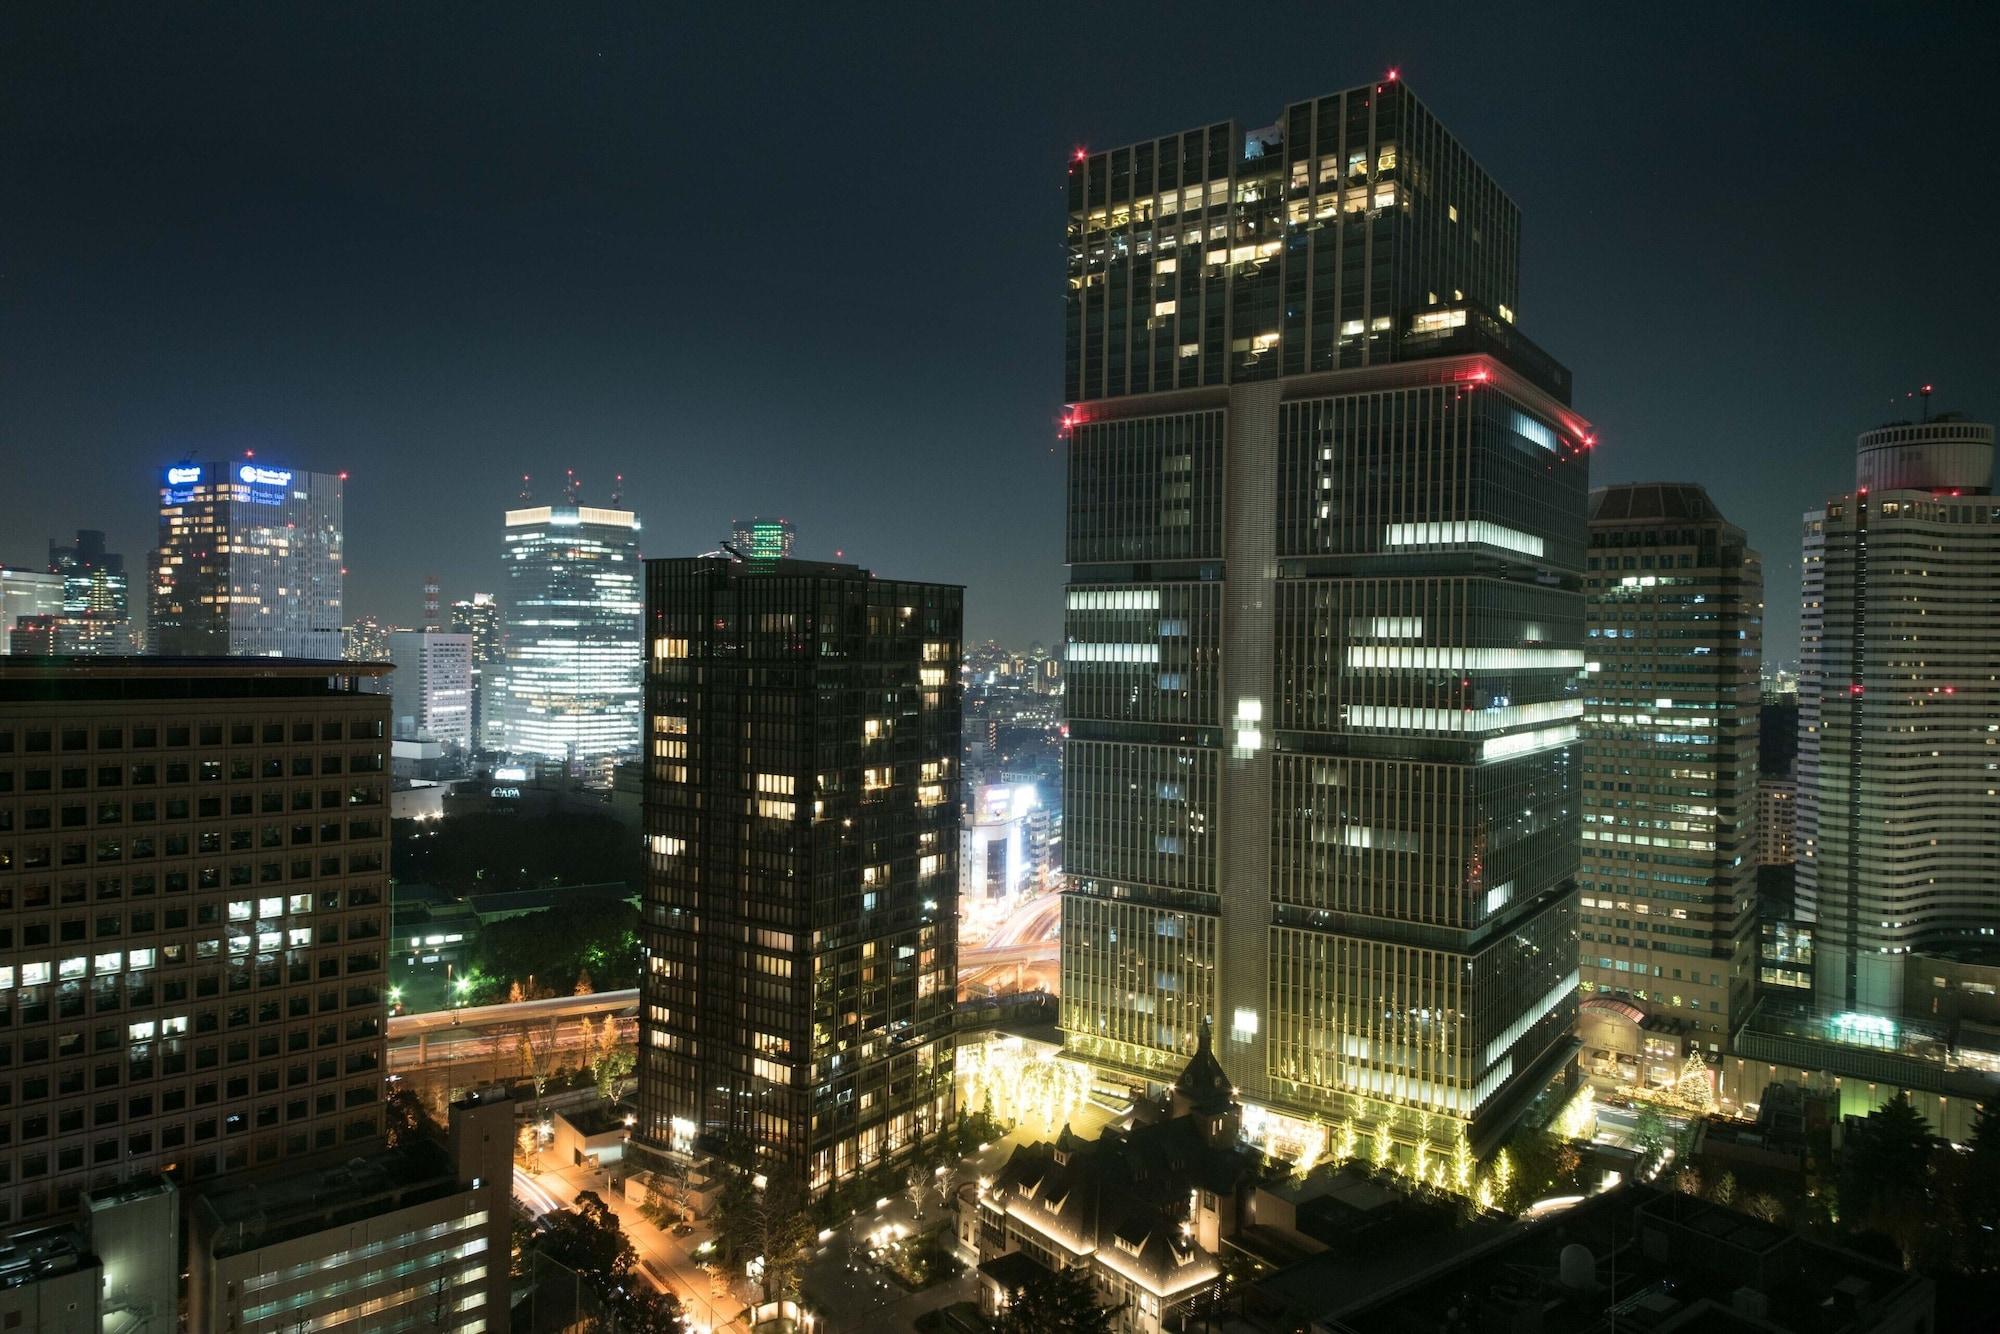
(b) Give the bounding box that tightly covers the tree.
[1633,1106,1668,1156]
[518,1023,560,1161]
[530,1191,684,1333]
[590,1015,636,1103]
[575,965,595,997]
[541,1191,635,1283]
[1709,1169,1737,1208]
[1840,1092,1936,1266]
[995,1263,1118,1334]
[385,1086,439,1149]
[1745,1192,1785,1224]
[750,1170,817,1304]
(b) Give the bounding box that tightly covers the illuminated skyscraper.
[47,529,131,653]
[729,516,795,564]
[1576,484,1760,1096]
[1797,414,1998,1015]
[0,569,63,656]
[448,593,503,748]
[499,500,642,766]
[149,460,344,658]
[635,558,961,1194]
[1059,77,1590,1154]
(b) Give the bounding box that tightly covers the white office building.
[499,501,642,767]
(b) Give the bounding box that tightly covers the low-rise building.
[0,1224,100,1333]
[188,1092,512,1333]
[0,1175,177,1334]
[1320,1184,1932,1334]
[970,1026,1262,1334]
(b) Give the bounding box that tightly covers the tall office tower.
[1575,485,1760,1093]
[1798,414,1998,1016]
[0,658,391,1226]
[422,573,440,628]
[1059,78,1591,1154]
[448,594,503,749]
[499,500,643,767]
[150,460,345,658]
[47,530,131,654]
[729,516,796,564]
[387,630,473,750]
[0,569,64,656]
[635,558,961,1194]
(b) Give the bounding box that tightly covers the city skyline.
[7,8,1997,653]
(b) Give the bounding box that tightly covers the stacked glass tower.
[498,502,642,767]
[1059,77,1591,1153]
[634,558,961,1195]
[1576,484,1760,1095]
[150,461,344,658]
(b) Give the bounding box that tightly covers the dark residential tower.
[1059,77,1591,1156]
[635,558,961,1194]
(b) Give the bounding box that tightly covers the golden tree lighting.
[956,1036,1090,1134]
[1555,1083,1598,1141]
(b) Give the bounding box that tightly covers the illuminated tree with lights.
[1370,1118,1393,1169]
[1664,1049,1716,1114]
[1336,1117,1359,1163]
[1451,1128,1475,1195]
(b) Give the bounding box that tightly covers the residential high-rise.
[448,594,503,749]
[387,629,473,750]
[0,569,64,656]
[728,516,795,564]
[1797,414,1998,1016]
[150,460,345,658]
[1059,78,1591,1155]
[1575,484,1760,1097]
[499,501,642,767]
[0,658,391,1226]
[634,558,961,1195]
[47,530,131,654]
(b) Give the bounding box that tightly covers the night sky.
[6,4,1997,660]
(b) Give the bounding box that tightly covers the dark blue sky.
[5,4,1996,659]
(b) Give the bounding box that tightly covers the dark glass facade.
[1061,80,1590,1155]
[635,559,961,1195]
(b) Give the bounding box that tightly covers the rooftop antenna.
[563,468,579,505]
[519,473,532,503]
[611,473,624,507]
[1920,382,1934,423]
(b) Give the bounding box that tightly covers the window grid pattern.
[1066,412,1226,564]
[1063,742,1217,896]
[1064,583,1222,727]
[0,673,390,1227]
[1059,895,1216,1078]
